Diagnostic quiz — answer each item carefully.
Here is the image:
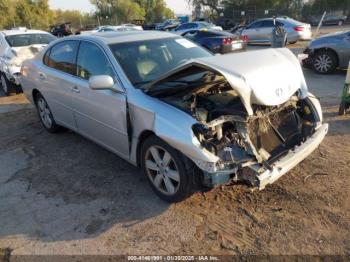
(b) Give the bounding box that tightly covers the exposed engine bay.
[148,68,320,185]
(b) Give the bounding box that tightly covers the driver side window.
[76,41,116,80]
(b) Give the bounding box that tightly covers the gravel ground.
[0,27,349,258]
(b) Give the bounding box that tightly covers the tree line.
[0,0,174,30]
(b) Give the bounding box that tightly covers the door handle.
[38,72,46,80]
[71,86,80,93]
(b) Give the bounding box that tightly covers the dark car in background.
[50,23,73,37]
[310,13,348,26]
[173,21,223,33]
[181,29,246,54]
[156,19,181,31]
[303,30,350,74]
[216,18,236,30]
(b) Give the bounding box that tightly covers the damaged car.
[20,31,328,202]
[0,29,56,95]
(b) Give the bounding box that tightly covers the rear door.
[39,40,79,130]
[72,41,129,158]
[259,20,275,42]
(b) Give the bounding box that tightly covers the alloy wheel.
[37,97,53,129]
[145,146,180,196]
[314,54,333,73]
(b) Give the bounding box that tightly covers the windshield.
[5,34,56,47]
[109,37,212,87]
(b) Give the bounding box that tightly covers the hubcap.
[1,76,8,94]
[37,97,53,129]
[145,146,180,196]
[314,54,332,72]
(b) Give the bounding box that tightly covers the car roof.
[251,17,304,25]
[0,29,50,36]
[186,28,231,35]
[73,31,178,44]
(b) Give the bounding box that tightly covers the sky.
[48,0,192,15]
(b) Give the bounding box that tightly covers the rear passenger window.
[248,21,263,29]
[76,42,115,80]
[45,41,78,75]
[262,21,274,27]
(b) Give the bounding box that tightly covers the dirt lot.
[0,31,350,257]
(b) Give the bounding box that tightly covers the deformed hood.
[146,48,308,115]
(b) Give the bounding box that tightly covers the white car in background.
[0,29,56,95]
[97,24,144,33]
[173,22,223,34]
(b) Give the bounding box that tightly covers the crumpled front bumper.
[257,123,329,189]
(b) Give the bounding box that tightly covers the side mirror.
[89,75,124,93]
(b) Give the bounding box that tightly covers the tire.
[313,50,337,74]
[0,74,14,96]
[140,136,194,202]
[339,101,347,116]
[338,20,344,26]
[34,93,61,133]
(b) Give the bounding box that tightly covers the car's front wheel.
[140,136,194,202]
[35,93,61,133]
[313,50,337,74]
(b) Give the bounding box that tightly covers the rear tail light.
[240,35,248,42]
[222,38,232,45]
[294,26,304,32]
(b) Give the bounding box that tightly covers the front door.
[244,21,263,42]
[72,41,129,158]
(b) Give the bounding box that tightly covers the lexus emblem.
[275,88,283,97]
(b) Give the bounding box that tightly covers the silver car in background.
[241,17,312,44]
[303,30,350,74]
[20,31,328,202]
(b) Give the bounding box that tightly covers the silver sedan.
[241,17,312,44]
[20,31,328,202]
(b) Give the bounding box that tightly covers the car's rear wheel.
[140,136,194,202]
[0,74,14,96]
[313,50,337,74]
[35,93,61,133]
